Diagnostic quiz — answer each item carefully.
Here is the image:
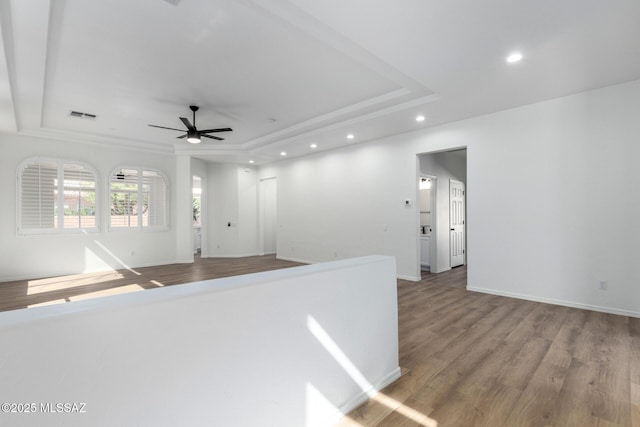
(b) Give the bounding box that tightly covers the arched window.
[109,167,168,229]
[18,158,98,233]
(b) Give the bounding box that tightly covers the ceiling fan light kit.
[148,105,232,143]
[186,131,201,144]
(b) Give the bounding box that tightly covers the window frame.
[17,157,100,235]
[108,166,169,232]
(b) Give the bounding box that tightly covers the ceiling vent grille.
[69,110,97,119]
[162,0,182,5]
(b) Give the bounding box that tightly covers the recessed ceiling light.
[506,52,523,63]
[416,115,425,122]
[280,151,287,156]
[249,160,255,164]
[310,143,317,148]
[347,134,355,140]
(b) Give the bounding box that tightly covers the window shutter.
[142,171,166,227]
[21,161,57,230]
[110,169,139,227]
[110,167,167,230]
[63,163,97,229]
[19,159,98,233]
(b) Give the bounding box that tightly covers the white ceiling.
[1,0,639,165]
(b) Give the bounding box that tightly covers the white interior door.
[450,180,465,267]
[260,178,277,254]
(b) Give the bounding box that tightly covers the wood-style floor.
[1,258,638,426]
[0,255,303,312]
[340,266,640,427]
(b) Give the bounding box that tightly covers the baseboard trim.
[0,258,180,283]
[200,252,262,259]
[467,286,640,319]
[277,256,418,282]
[336,367,402,420]
[397,274,421,281]
[276,255,316,265]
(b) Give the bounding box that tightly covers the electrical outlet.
[599,280,608,290]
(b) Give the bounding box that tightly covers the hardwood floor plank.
[496,336,553,391]
[551,357,608,426]
[502,360,567,426]
[375,406,432,427]
[542,309,589,368]
[475,383,524,427]
[630,320,640,381]
[631,383,640,427]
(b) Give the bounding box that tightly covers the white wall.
[419,150,467,273]
[266,80,640,316]
[0,133,177,281]
[465,80,640,316]
[263,147,419,279]
[0,256,400,427]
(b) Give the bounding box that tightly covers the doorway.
[419,175,436,273]
[417,148,467,278]
[192,176,202,255]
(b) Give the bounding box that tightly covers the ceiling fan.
[148,105,232,144]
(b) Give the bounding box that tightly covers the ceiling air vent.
[69,110,97,119]
[162,0,182,5]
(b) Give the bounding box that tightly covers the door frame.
[415,147,468,280]
[192,175,208,257]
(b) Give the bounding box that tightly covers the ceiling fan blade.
[180,117,195,131]
[177,134,187,139]
[201,134,224,141]
[198,127,233,133]
[148,124,185,132]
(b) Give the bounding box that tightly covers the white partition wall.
[0,256,399,427]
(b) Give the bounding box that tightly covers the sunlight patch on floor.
[332,415,363,427]
[67,284,144,301]
[27,271,125,295]
[28,299,68,309]
[307,315,437,427]
[370,393,437,427]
